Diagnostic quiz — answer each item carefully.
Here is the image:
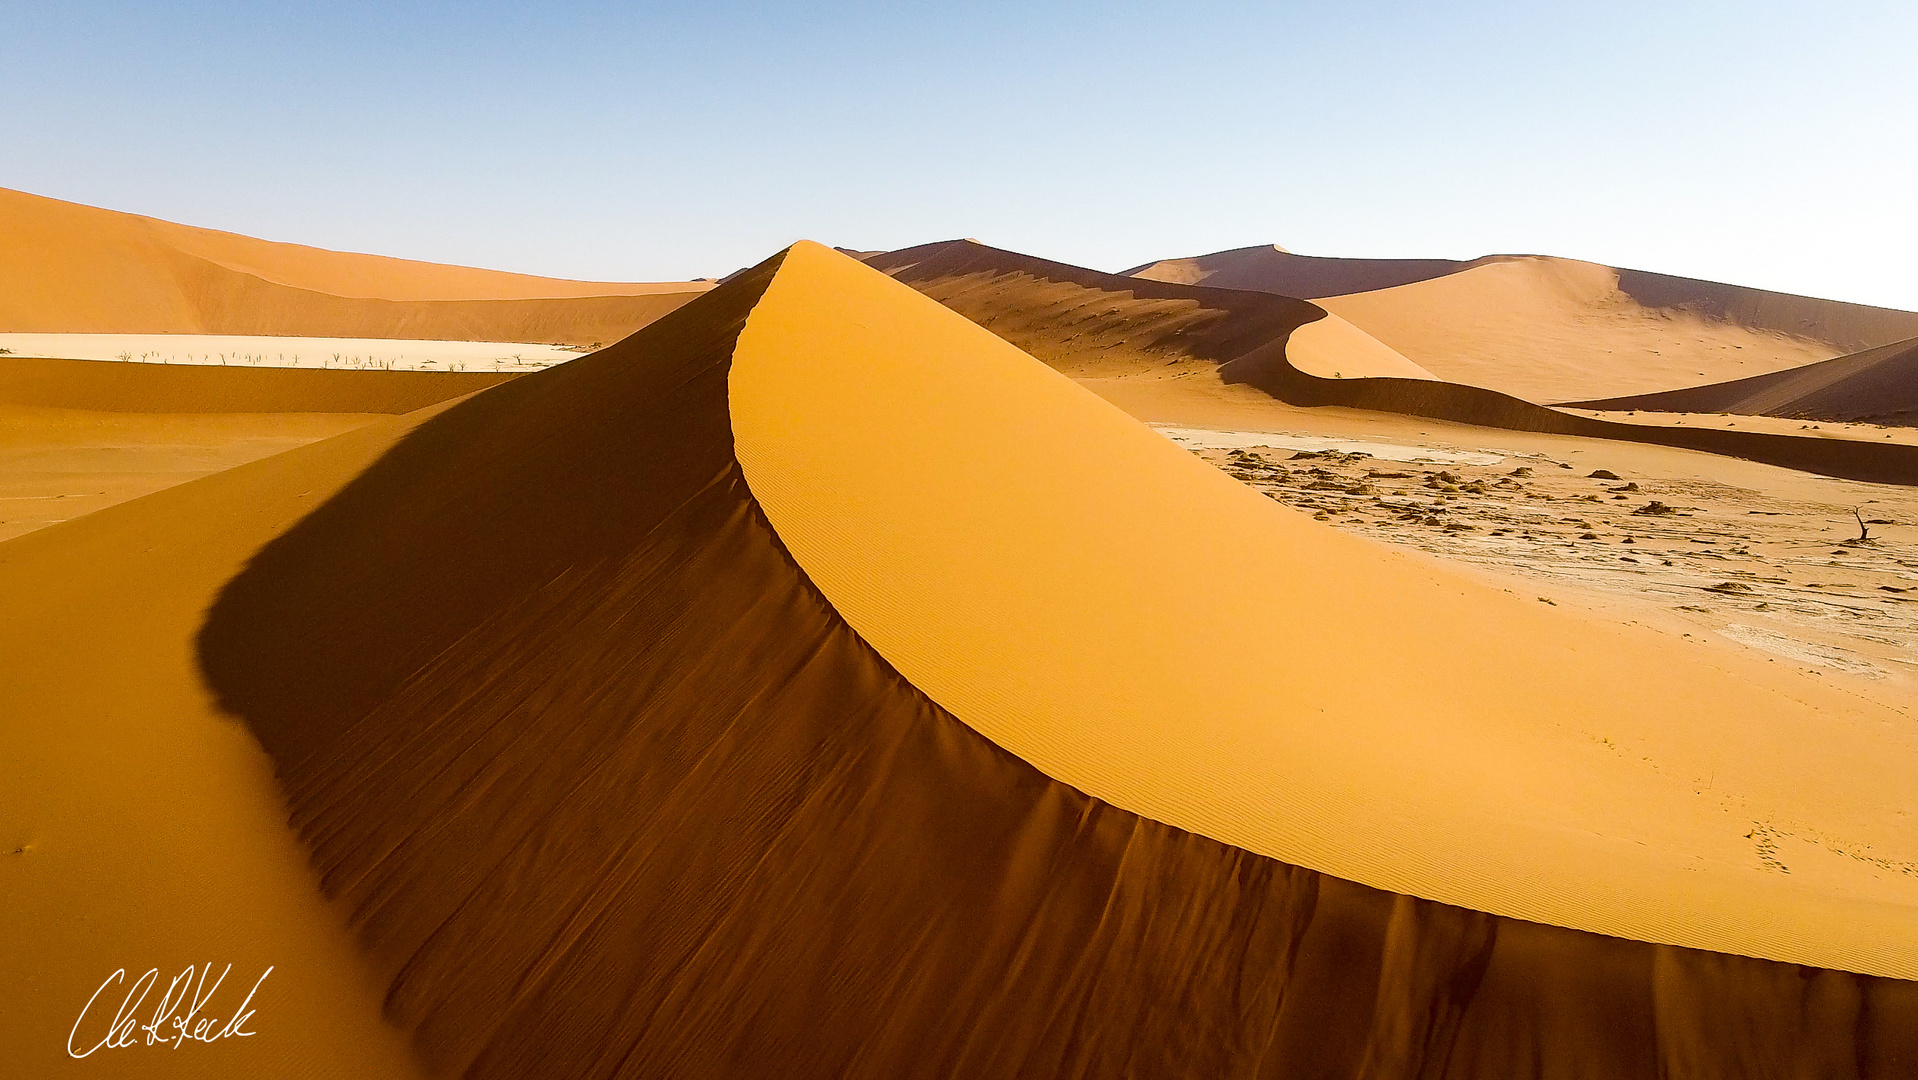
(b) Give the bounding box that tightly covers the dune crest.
[1316,257,1844,402]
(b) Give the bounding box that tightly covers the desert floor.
[1088,371,1918,717]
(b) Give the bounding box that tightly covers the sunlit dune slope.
[1317,257,1853,402]
[1129,243,1918,401]
[10,242,1918,1078]
[0,186,709,342]
[1568,334,1918,427]
[874,240,1918,484]
[0,358,515,544]
[1126,242,1469,296]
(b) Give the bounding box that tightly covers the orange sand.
[6,241,1917,1078]
[733,243,1918,977]
[1317,258,1844,402]
[0,186,709,343]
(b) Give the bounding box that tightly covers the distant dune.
[1127,243,1469,296]
[1567,334,1918,427]
[13,242,1918,1079]
[0,186,710,343]
[872,240,1918,485]
[1129,244,1918,404]
[1315,258,1846,401]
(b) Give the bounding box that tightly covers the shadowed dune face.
[1567,335,1918,427]
[0,186,709,343]
[189,244,1918,1078]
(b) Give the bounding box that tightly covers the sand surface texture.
[1,186,708,343]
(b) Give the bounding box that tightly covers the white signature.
[67,964,272,1057]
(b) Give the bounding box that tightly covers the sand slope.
[0,355,518,413]
[874,241,1918,485]
[1127,242,1470,297]
[1129,243,1918,403]
[0,186,709,343]
[10,242,1918,1077]
[0,358,519,543]
[1568,335,1918,426]
[867,240,1397,378]
[1316,257,1846,402]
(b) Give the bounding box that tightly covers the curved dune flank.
[1567,335,1918,427]
[874,240,1918,485]
[7,240,1869,1077]
[0,186,709,343]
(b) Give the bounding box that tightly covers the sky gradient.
[7,1,1916,308]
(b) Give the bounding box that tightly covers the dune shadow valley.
[7,186,1918,1080]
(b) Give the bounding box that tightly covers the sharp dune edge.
[0,186,709,343]
[871,239,1918,486]
[8,242,1917,1078]
[1567,334,1918,427]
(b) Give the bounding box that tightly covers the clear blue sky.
[7,1,1916,307]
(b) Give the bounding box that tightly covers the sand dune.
[0,356,518,543]
[0,186,709,343]
[0,355,518,414]
[873,240,1918,485]
[1130,243,1918,404]
[9,241,1914,1077]
[0,404,380,543]
[1567,334,1918,426]
[1316,257,1845,402]
[1127,242,1469,296]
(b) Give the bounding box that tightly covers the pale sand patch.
[732,243,1918,978]
[1153,424,1504,465]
